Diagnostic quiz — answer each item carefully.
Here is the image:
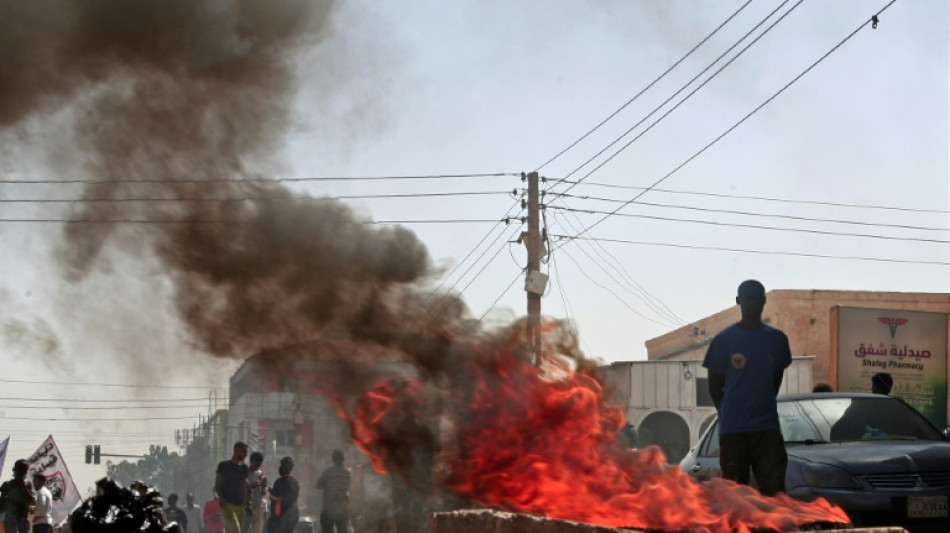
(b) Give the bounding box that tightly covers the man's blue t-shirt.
[702,323,792,434]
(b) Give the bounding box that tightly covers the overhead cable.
[533,0,753,171]
[552,0,900,252]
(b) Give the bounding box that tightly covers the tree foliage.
[106,445,182,495]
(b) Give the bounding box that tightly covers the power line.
[0,172,520,185]
[546,195,949,232]
[555,0,803,194]
[552,0,900,252]
[549,182,950,215]
[0,404,208,410]
[534,0,753,171]
[0,191,512,204]
[548,204,949,244]
[552,234,948,266]
[0,397,213,403]
[0,217,503,225]
[550,210,686,326]
[0,415,200,421]
[0,378,226,390]
[478,270,525,322]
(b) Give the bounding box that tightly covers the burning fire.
[345,323,850,533]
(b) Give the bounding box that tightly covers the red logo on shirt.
[731,352,746,369]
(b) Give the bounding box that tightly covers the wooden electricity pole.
[525,171,543,363]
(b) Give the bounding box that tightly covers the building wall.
[645,290,950,425]
[226,349,418,515]
[646,290,950,381]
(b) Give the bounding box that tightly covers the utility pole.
[524,171,545,364]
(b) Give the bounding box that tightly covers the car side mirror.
[943,428,950,441]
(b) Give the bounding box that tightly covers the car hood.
[789,441,950,474]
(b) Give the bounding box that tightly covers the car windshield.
[778,396,942,443]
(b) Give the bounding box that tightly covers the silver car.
[679,393,950,532]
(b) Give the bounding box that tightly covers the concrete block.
[426,509,910,533]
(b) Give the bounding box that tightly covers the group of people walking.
[173,441,349,533]
[0,460,53,533]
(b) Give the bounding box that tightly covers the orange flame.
[345,325,851,532]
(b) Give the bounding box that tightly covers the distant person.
[244,452,266,533]
[165,493,188,533]
[871,372,893,395]
[812,383,833,393]
[383,398,436,533]
[30,473,52,533]
[317,450,351,533]
[266,457,299,533]
[0,459,35,533]
[204,491,226,533]
[703,280,791,496]
[215,442,249,533]
[183,493,204,533]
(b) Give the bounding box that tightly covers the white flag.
[27,435,81,525]
[0,436,9,477]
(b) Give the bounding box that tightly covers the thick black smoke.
[0,0,471,361]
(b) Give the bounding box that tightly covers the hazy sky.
[1,0,947,493]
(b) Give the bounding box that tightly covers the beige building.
[645,289,950,423]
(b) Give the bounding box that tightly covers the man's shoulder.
[761,324,788,337]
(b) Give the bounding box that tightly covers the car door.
[682,421,722,481]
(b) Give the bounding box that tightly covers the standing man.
[317,450,351,533]
[30,473,52,533]
[244,452,266,533]
[703,280,791,496]
[266,457,299,533]
[165,493,189,533]
[183,494,204,533]
[215,442,249,533]
[0,459,35,533]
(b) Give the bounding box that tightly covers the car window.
[699,421,720,457]
[780,397,942,443]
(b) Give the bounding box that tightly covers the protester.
[244,452,266,533]
[317,450,351,533]
[384,399,436,533]
[183,493,204,533]
[163,493,188,533]
[266,457,299,533]
[703,280,791,496]
[812,383,833,393]
[0,459,35,533]
[30,473,52,533]
[215,442,249,533]
[871,372,893,395]
[204,491,226,533]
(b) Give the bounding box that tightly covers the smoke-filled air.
[0,1,853,531]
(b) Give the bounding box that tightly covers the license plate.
[907,496,949,518]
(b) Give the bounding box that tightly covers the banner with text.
[836,306,948,427]
[27,435,82,525]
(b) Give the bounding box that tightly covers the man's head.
[331,450,344,465]
[278,456,294,476]
[168,493,179,507]
[13,459,29,479]
[232,441,248,462]
[872,372,893,395]
[249,451,264,470]
[736,280,766,323]
[32,472,46,488]
[812,383,833,393]
[186,493,195,507]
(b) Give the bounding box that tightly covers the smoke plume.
[1,0,471,360]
